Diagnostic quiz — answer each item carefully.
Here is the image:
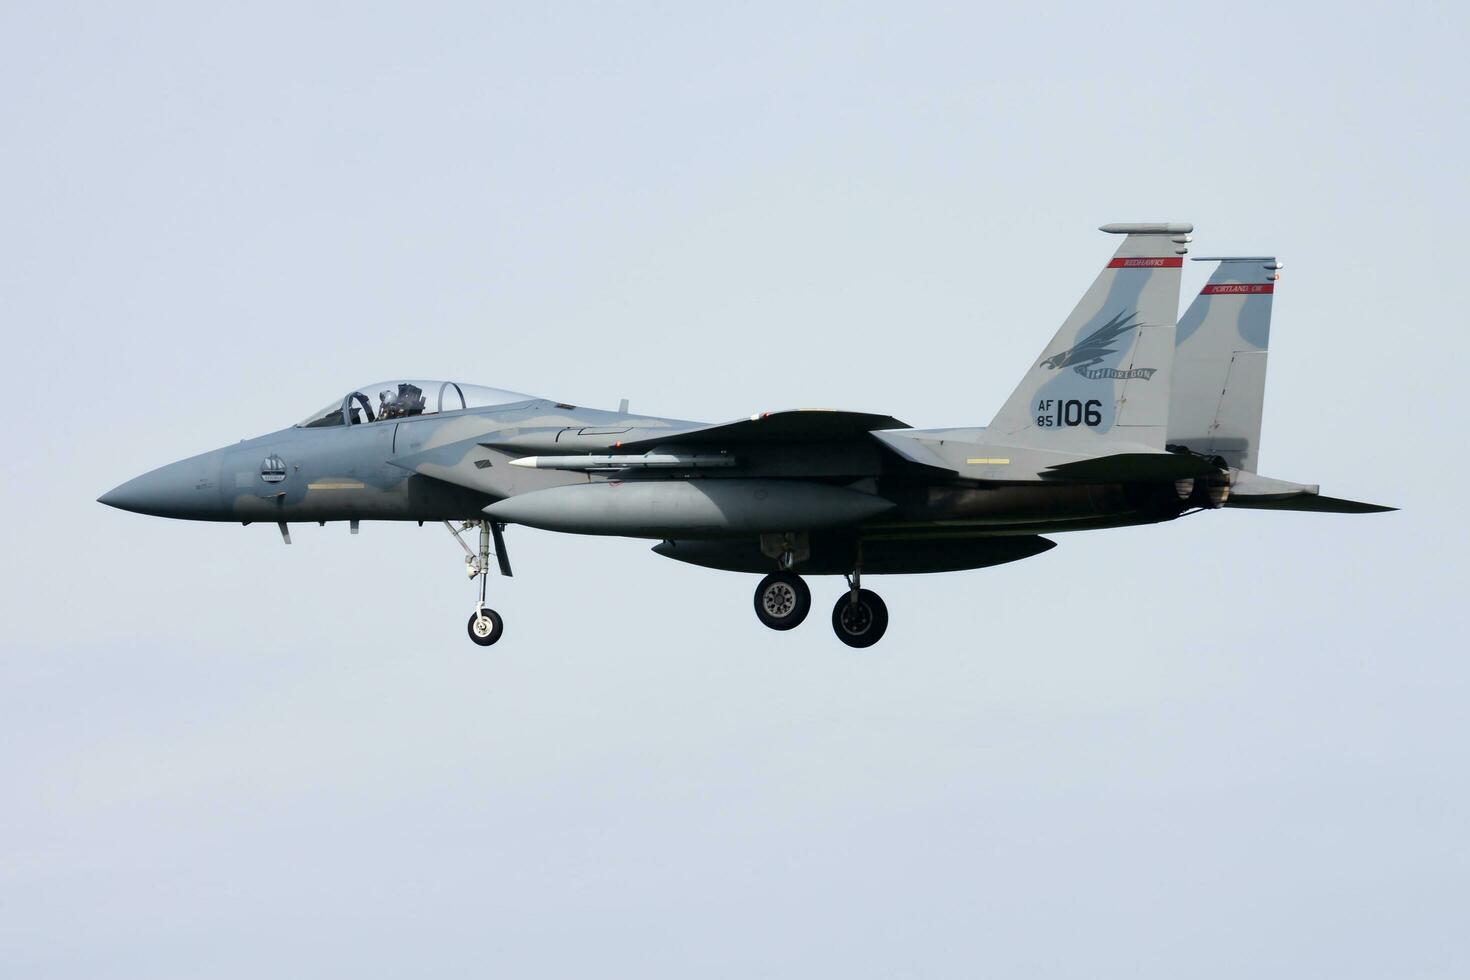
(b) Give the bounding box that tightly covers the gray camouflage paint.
[100,226,1390,577]
[1169,256,1278,471]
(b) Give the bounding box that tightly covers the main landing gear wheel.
[467,607,504,646]
[753,571,811,630]
[832,589,888,648]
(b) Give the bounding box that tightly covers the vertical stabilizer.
[1169,257,1280,471]
[986,223,1190,454]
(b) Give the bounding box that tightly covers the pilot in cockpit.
[378,383,427,420]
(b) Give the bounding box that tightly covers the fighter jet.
[99,223,1392,648]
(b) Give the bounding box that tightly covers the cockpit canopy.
[298,380,535,428]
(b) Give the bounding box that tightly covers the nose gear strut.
[444,520,512,646]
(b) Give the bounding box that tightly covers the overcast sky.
[2,2,1465,977]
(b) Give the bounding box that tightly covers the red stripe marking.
[1107,257,1183,268]
[1200,283,1274,295]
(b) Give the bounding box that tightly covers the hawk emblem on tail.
[1040,311,1139,370]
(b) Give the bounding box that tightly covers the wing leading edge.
[615,409,910,450]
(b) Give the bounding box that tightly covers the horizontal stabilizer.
[1225,469,1395,513]
[617,410,909,450]
[1042,452,1220,482]
[1225,494,1396,514]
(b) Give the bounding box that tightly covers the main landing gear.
[754,571,811,630]
[446,520,512,647]
[750,541,889,647]
[832,577,888,649]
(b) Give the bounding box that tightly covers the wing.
[388,409,916,494]
[614,409,910,450]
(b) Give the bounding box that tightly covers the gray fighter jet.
[99,223,1392,647]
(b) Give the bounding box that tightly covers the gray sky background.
[2,3,1465,977]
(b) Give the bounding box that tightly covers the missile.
[509,453,735,471]
[483,479,895,536]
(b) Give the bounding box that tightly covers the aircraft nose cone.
[98,471,169,515]
[99,452,225,519]
[97,483,128,509]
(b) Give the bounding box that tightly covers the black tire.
[831,589,888,648]
[753,572,811,630]
[467,608,504,646]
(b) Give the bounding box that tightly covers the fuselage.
[99,383,1186,543]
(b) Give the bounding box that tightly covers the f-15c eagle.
[100,222,1392,648]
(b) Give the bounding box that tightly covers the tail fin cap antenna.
[1098,222,1194,235]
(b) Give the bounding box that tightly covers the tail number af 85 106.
[1036,398,1102,428]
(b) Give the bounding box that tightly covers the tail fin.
[987,223,1190,454]
[1168,257,1280,471]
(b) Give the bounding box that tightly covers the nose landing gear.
[446,520,512,646]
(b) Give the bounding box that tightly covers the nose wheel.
[467,606,504,646]
[753,571,811,630]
